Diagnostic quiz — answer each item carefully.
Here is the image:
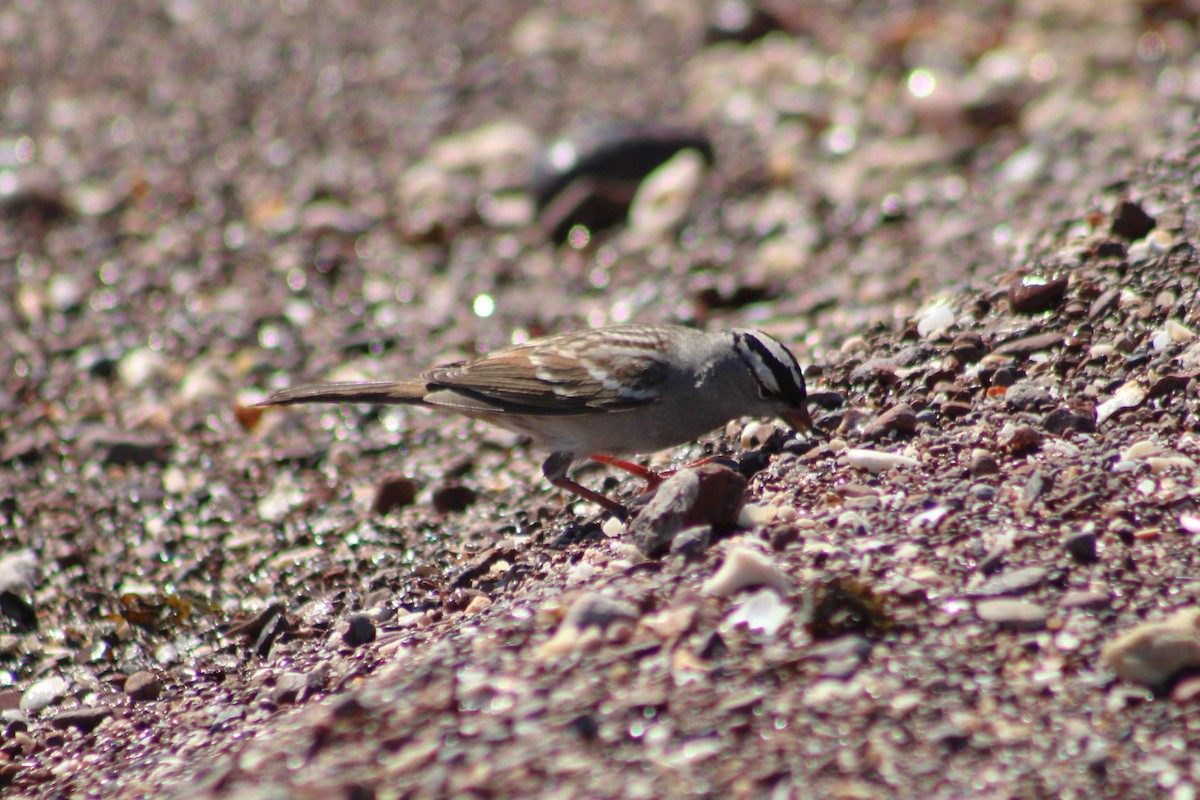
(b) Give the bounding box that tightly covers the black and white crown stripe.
[730,330,808,405]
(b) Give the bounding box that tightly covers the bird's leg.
[590,454,732,493]
[589,454,666,491]
[543,452,626,516]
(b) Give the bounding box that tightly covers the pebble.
[20,675,70,714]
[1181,514,1200,536]
[837,510,869,536]
[124,670,162,701]
[724,587,791,638]
[862,404,917,440]
[975,599,1048,630]
[625,148,707,242]
[1063,528,1098,564]
[117,347,168,389]
[1009,274,1068,314]
[432,485,476,513]
[372,476,417,515]
[1059,590,1111,610]
[1042,405,1097,435]
[844,448,919,473]
[601,516,627,538]
[1096,381,1147,426]
[629,463,747,558]
[970,483,996,501]
[916,300,956,338]
[992,332,1064,357]
[1109,200,1156,241]
[0,550,39,594]
[669,525,712,559]
[48,707,112,733]
[701,546,791,598]
[1101,607,1200,687]
[537,592,639,658]
[342,613,376,647]
[969,449,1000,477]
[1004,381,1052,411]
[1165,319,1196,343]
[968,566,1048,598]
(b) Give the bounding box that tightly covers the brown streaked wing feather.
[424,344,668,413]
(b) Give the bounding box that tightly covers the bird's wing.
[423,342,669,415]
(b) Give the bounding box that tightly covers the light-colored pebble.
[724,587,791,638]
[1096,381,1147,426]
[1166,319,1196,343]
[601,516,627,538]
[740,421,777,449]
[975,599,1047,630]
[702,546,790,598]
[1181,514,1200,535]
[1147,456,1196,474]
[845,448,919,473]
[738,503,777,528]
[916,299,956,338]
[1102,607,1200,687]
[20,675,70,713]
[1120,440,1160,461]
[626,148,706,241]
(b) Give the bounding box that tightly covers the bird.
[257,323,816,515]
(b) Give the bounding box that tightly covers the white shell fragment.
[1101,607,1200,687]
[724,588,791,638]
[1095,381,1147,426]
[702,546,791,598]
[626,149,706,241]
[916,299,956,339]
[845,448,920,473]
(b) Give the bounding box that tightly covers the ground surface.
[2,1,1200,798]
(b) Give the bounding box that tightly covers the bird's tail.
[257,380,429,407]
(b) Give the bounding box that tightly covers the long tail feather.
[257,380,429,407]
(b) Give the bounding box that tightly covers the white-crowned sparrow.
[258,323,815,514]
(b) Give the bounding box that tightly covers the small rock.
[1102,607,1200,687]
[949,332,985,363]
[1043,405,1097,435]
[916,301,956,338]
[862,404,918,440]
[342,613,377,647]
[531,125,714,243]
[1009,274,1069,314]
[1109,200,1156,241]
[702,546,790,598]
[372,475,417,515]
[1004,382,1052,411]
[968,566,1048,598]
[20,675,70,714]
[49,707,113,733]
[724,588,791,638]
[432,485,476,513]
[668,525,712,560]
[992,332,1063,358]
[1096,381,1147,426]
[271,672,310,704]
[970,483,996,501]
[628,462,747,558]
[969,449,1000,477]
[999,425,1043,455]
[1063,529,1098,564]
[844,448,919,473]
[975,599,1048,630]
[124,670,162,701]
[1060,590,1111,609]
[538,592,639,658]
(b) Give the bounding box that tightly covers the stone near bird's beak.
[781,405,825,439]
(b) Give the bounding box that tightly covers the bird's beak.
[781,406,826,440]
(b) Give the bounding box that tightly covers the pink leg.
[550,476,627,515]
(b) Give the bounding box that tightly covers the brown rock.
[432,484,476,513]
[372,475,418,515]
[862,404,918,441]
[629,463,748,558]
[992,332,1064,357]
[1009,274,1068,314]
[124,670,162,701]
[1110,200,1156,241]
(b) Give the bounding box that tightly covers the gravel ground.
[2,1,1200,798]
